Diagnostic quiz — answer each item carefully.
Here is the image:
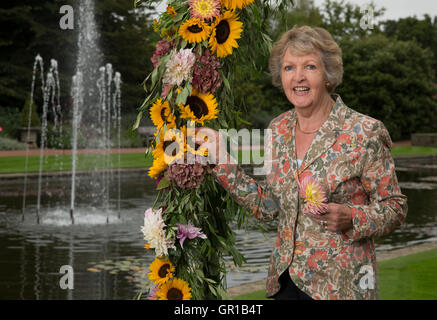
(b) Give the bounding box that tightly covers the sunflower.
[150,99,176,130]
[186,129,209,157]
[179,88,219,125]
[148,257,175,286]
[220,0,254,10]
[148,155,167,179]
[179,19,211,44]
[157,277,192,300]
[209,11,243,58]
[188,0,221,21]
[153,127,186,165]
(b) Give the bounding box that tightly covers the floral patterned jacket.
[212,95,407,300]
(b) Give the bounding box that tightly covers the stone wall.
[411,133,437,147]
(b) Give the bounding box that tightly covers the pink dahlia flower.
[188,0,221,21]
[299,176,328,215]
[176,222,207,248]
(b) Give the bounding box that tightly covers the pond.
[0,157,436,299]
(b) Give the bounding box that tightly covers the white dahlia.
[163,48,196,87]
[141,207,175,257]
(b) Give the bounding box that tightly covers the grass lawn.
[0,153,153,174]
[0,145,435,174]
[391,146,437,157]
[232,248,437,300]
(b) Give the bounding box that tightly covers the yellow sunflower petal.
[179,88,219,125]
[150,99,175,130]
[157,277,192,300]
[179,19,211,44]
[209,11,243,58]
[148,257,175,286]
[148,155,167,179]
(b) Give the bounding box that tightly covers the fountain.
[21,0,122,225]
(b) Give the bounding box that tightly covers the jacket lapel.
[297,95,347,173]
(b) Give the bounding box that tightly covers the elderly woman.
[197,25,407,300]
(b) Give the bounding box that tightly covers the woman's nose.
[292,66,305,83]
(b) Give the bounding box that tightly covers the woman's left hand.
[305,203,353,232]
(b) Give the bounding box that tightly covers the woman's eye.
[284,65,293,71]
[306,64,316,70]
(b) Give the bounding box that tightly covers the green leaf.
[157,177,170,190]
[132,111,143,131]
[144,148,154,167]
[222,74,231,91]
[176,83,191,105]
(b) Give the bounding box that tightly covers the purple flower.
[176,222,207,248]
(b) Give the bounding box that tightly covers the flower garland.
[134,0,292,300]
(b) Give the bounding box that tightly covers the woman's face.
[281,48,329,110]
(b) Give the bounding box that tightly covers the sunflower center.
[187,96,209,119]
[160,107,168,121]
[163,139,180,157]
[187,24,203,34]
[215,20,230,44]
[158,264,170,278]
[167,288,183,300]
[186,136,202,151]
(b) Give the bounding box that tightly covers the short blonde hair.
[269,25,343,93]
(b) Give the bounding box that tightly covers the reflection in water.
[0,157,436,299]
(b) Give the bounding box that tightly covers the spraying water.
[22,54,45,222]
[22,0,122,226]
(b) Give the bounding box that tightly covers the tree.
[318,0,386,41]
[0,1,76,112]
[381,15,437,81]
[337,34,437,140]
[0,1,159,129]
[95,0,160,115]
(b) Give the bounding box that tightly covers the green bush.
[0,106,22,139]
[0,136,27,150]
[20,95,41,128]
[337,34,437,141]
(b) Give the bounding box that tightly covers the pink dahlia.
[150,39,175,69]
[192,49,222,94]
[147,286,159,300]
[188,0,221,21]
[299,176,328,215]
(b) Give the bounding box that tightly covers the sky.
[313,0,437,21]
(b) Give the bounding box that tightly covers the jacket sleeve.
[211,125,281,222]
[348,121,408,240]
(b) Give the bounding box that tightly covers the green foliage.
[137,0,295,300]
[382,15,437,81]
[0,106,22,138]
[319,0,386,40]
[0,0,159,128]
[0,136,27,151]
[95,0,160,114]
[337,34,437,140]
[20,95,41,128]
[0,1,76,113]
